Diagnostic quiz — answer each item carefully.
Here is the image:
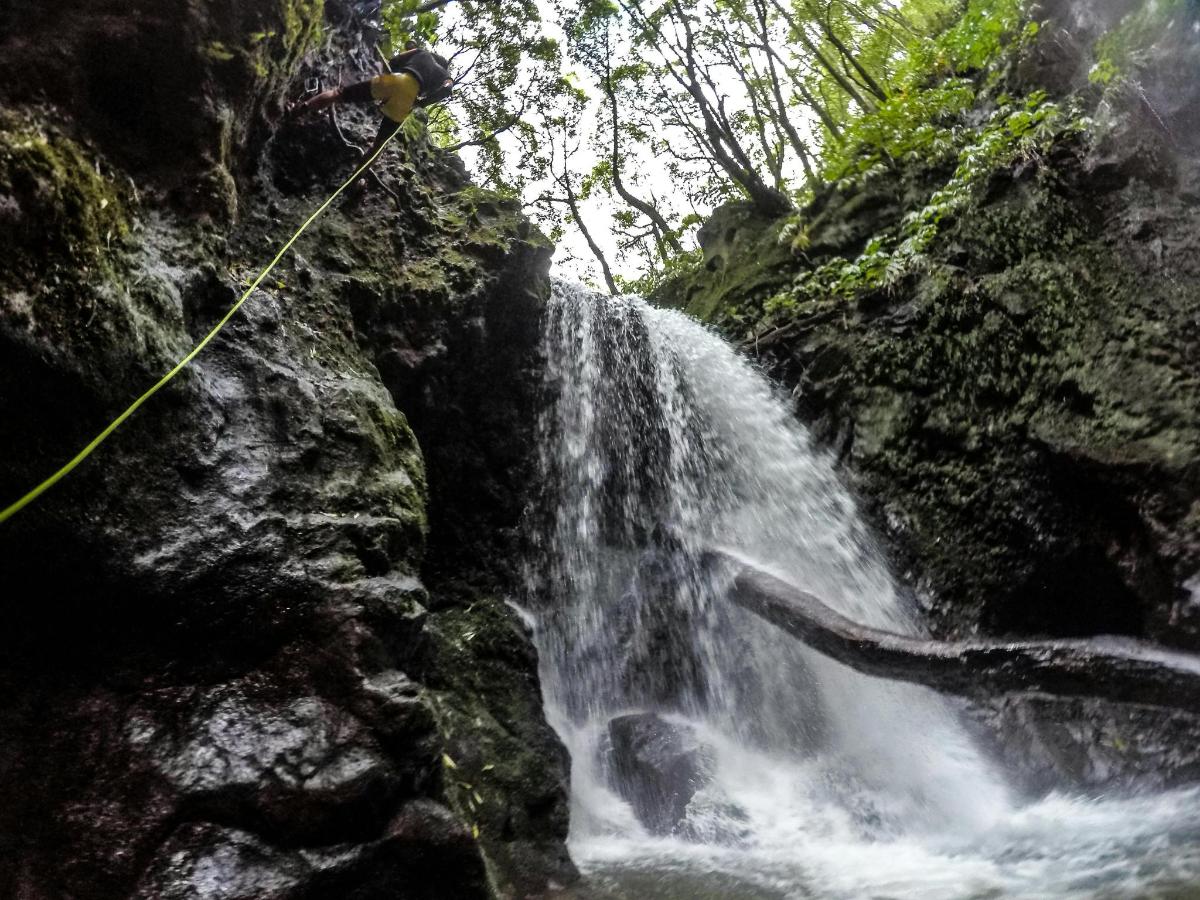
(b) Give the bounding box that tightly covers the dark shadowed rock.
[130,803,490,900]
[608,713,710,835]
[132,825,310,900]
[140,691,403,845]
[0,1,572,898]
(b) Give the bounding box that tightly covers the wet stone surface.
[608,713,711,836]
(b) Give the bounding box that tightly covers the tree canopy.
[378,0,1177,291]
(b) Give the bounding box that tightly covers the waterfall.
[524,283,1200,899]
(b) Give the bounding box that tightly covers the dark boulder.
[608,713,710,835]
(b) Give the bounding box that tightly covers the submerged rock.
[608,713,710,835]
[971,696,1200,797]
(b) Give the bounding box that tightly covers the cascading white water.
[524,282,1200,899]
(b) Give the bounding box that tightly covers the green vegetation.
[703,0,1091,316]
[373,0,1057,286]
[376,0,1190,292]
[818,0,1032,181]
[1090,0,1190,86]
[771,89,1085,310]
[0,111,129,279]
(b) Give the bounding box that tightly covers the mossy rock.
[423,597,575,896]
[667,25,1200,648]
[0,109,129,281]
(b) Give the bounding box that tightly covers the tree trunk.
[563,177,619,295]
[620,0,792,217]
[819,14,888,101]
[606,86,684,257]
[709,549,1200,713]
[765,0,874,112]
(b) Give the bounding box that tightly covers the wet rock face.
[0,0,322,212]
[681,158,1200,651]
[0,1,572,898]
[608,713,709,835]
[131,801,490,900]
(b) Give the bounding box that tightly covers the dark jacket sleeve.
[417,81,453,107]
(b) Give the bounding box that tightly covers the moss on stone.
[423,596,572,897]
[667,52,1200,643]
[254,0,324,86]
[0,110,129,279]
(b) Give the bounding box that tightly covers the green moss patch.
[0,110,129,280]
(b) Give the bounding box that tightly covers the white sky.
[445,1,706,290]
[441,0,816,290]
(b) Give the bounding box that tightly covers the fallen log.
[708,549,1200,713]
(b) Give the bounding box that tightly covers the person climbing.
[287,40,454,194]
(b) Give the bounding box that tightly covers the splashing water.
[524,283,1200,899]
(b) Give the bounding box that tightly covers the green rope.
[0,129,399,525]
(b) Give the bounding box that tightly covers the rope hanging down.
[0,129,400,525]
